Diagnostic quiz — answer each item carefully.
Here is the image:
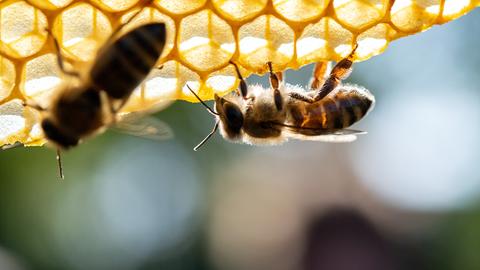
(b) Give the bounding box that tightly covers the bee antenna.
[56,148,64,179]
[194,121,219,151]
[186,84,218,116]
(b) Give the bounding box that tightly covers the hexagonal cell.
[0,1,48,58]
[0,56,16,102]
[123,60,201,106]
[120,6,176,60]
[206,64,250,97]
[28,0,73,10]
[333,0,389,30]
[356,23,396,60]
[238,15,295,72]
[53,2,112,62]
[296,17,354,66]
[0,99,28,146]
[90,0,139,12]
[442,0,474,21]
[154,0,206,14]
[23,106,45,146]
[121,67,178,113]
[273,0,329,22]
[212,0,268,22]
[20,53,65,108]
[178,9,235,72]
[391,0,441,32]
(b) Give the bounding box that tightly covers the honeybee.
[189,45,375,150]
[25,3,170,178]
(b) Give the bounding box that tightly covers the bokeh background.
[0,9,479,270]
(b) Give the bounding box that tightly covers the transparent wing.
[1,142,24,150]
[112,113,173,141]
[300,133,360,143]
[274,123,366,143]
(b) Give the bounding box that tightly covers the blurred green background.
[0,9,479,270]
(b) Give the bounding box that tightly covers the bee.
[189,45,375,150]
[25,3,170,178]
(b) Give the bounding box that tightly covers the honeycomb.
[0,0,478,147]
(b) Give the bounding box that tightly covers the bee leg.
[22,101,46,111]
[44,28,80,78]
[108,100,117,117]
[288,92,315,103]
[267,62,284,111]
[107,98,128,120]
[312,44,358,102]
[108,0,154,42]
[230,61,249,98]
[56,148,65,179]
[114,98,129,113]
[106,103,121,125]
[309,61,331,90]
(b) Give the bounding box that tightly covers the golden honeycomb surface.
[0,0,478,147]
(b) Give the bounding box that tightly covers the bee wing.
[111,113,173,141]
[1,142,24,150]
[274,123,365,143]
[301,133,360,143]
[289,129,365,143]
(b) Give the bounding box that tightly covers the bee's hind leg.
[289,44,358,103]
[267,62,284,111]
[312,44,358,101]
[287,61,332,104]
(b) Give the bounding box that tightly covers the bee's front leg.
[230,61,249,98]
[267,61,284,111]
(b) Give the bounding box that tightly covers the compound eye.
[223,103,244,132]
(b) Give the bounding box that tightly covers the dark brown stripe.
[350,96,365,122]
[353,107,363,122]
[116,37,153,74]
[92,56,141,99]
[141,23,166,51]
[332,98,344,129]
[289,106,304,126]
[89,23,165,100]
[336,95,353,128]
[355,94,372,118]
[131,26,163,61]
[322,98,338,129]
[342,93,365,122]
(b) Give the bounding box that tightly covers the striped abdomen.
[300,85,375,130]
[90,23,166,99]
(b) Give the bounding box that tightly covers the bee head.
[214,94,244,139]
[186,84,245,150]
[41,118,79,149]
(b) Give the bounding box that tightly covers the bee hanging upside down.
[189,45,375,150]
